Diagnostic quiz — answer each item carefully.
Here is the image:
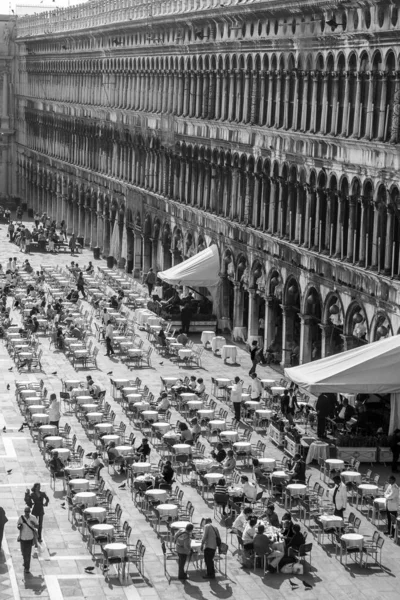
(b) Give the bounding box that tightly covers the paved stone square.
[0,217,399,600]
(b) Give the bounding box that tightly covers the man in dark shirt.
[288,453,306,483]
[211,443,226,463]
[315,392,337,438]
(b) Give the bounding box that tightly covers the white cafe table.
[81,403,98,413]
[220,430,239,442]
[186,400,203,411]
[204,473,223,484]
[306,441,329,464]
[233,441,252,454]
[356,484,379,508]
[180,393,197,403]
[324,459,345,481]
[64,379,84,391]
[126,393,143,403]
[216,378,231,388]
[193,458,215,472]
[211,336,226,353]
[285,483,307,509]
[221,345,237,363]
[341,471,362,485]
[66,466,85,477]
[69,478,90,491]
[28,404,45,413]
[256,409,273,421]
[173,444,192,455]
[20,390,41,399]
[131,462,151,473]
[318,515,344,542]
[50,448,70,462]
[163,377,179,386]
[163,432,180,443]
[198,409,215,419]
[340,533,364,561]
[39,424,57,437]
[271,470,289,482]
[45,436,63,448]
[76,395,93,405]
[115,445,133,457]
[201,331,215,347]
[92,524,115,539]
[178,349,193,360]
[132,401,150,412]
[101,434,120,445]
[152,422,170,433]
[142,411,159,422]
[270,386,286,396]
[84,506,107,523]
[209,419,226,430]
[32,413,49,424]
[258,458,276,471]
[86,412,104,424]
[170,520,191,531]
[23,397,43,406]
[170,343,183,354]
[147,316,161,327]
[74,492,97,507]
[145,489,167,502]
[245,401,262,410]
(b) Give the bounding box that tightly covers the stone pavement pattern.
[0,217,399,600]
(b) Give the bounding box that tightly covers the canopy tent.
[284,335,400,434]
[158,244,220,288]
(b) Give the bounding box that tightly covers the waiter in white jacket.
[332,475,347,518]
[384,475,399,537]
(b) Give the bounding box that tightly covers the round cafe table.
[173,444,191,455]
[261,379,275,387]
[319,515,343,530]
[341,471,362,485]
[258,458,276,472]
[126,393,143,403]
[178,349,193,361]
[193,458,215,472]
[211,337,226,353]
[39,424,57,437]
[32,413,49,424]
[145,489,167,502]
[69,478,89,491]
[170,520,191,531]
[204,473,224,484]
[233,441,252,454]
[271,470,290,482]
[50,448,70,462]
[95,423,114,434]
[162,377,179,386]
[104,542,127,560]
[186,400,203,411]
[20,390,41,400]
[152,422,170,433]
[142,411,158,422]
[357,484,379,507]
[201,331,215,347]
[131,401,150,412]
[324,459,345,480]
[209,419,226,430]
[270,386,286,396]
[131,462,151,473]
[101,434,120,445]
[115,445,133,457]
[220,430,239,442]
[245,401,262,410]
[66,466,85,478]
[180,393,197,403]
[92,524,115,539]
[76,395,93,405]
[341,533,364,550]
[81,404,98,413]
[256,409,273,421]
[84,506,107,523]
[45,436,63,448]
[198,409,215,419]
[74,492,97,507]
[86,412,104,424]
[28,404,45,413]
[306,441,329,464]
[221,345,237,363]
[286,483,307,497]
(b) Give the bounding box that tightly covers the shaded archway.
[324,293,345,356]
[301,286,322,363]
[345,301,369,349]
[283,276,301,365]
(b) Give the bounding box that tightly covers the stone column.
[259,71,266,125]
[274,70,282,127]
[280,305,291,367]
[264,297,275,350]
[299,314,313,364]
[346,198,356,262]
[319,323,328,358]
[232,281,243,328]
[215,70,222,120]
[300,71,309,131]
[1,70,9,129]
[390,71,400,144]
[351,72,362,138]
[320,71,329,133]
[365,72,375,139]
[330,72,339,135]
[247,288,259,337]
[384,207,394,274]
[310,71,319,133]
[377,72,388,141]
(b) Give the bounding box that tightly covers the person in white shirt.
[232,507,253,534]
[17,506,38,573]
[250,373,262,400]
[242,516,258,549]
[48,394,61,428]
[156,392,170,412]
[195,378,206,397]
[331,475,347,518]
[384,475,400,536]
[241,475,258,501]
[230,376,243,421]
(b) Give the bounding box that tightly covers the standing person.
[315,392,337,439]
[249,340,260,375]
[48,394,61,428]
[250,372,262,402]
[390,429,400,472]
[24,228,31,254]
[174,523,194,580]
[331,475,347,518]
[230,376,243,422]
[384,475,399,536]
[24,483,49,543]
[17,506,38,573]
[34,212,40,228]
[76,272,86,298]
[8,221,15,242]
[201,518,220,579]
[0,506,8,550]
[144,267,156,296]
[60,220,67,241]
[69,233,76,255]
[105,321,115,357]
[180,303,193,335]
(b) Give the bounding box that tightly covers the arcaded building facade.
[13,0,400,364]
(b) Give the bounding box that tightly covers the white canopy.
[285,335,400,396]
[158,244,220,288]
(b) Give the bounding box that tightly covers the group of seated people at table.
[104,438,151,474]
[171,376,206,400]
[233,506,305,572]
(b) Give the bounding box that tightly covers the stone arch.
[345,300,369,346]
[371,310,393,341]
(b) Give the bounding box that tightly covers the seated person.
[156,460,175,486]
[222,449,236,475]
[49,451,65,477]
[56,327,65,350]
[84,452,103,477]
[106,442,125,472]
[262,504,280,529]
[211,443,226,464]
[286,523,306,556]
[135,438,151,461]
[86,261,94,275]
[87,376,101,399]
[194,378,206,397]
[253,523,273,557]
[242,516,258,551]
[241,475,258,502]
[280,513,295,542]
[176,331,188,346]
[252,458,270,486]
[109,295,119,309]
[66,289,79,303]
[214,477,229,515]
[191,417,201,440]
[335,398,355,428]
[179,423,193,444]
[157,328,167,347]
[232,507,253,535]
[70,324,83,339]
[287,453,306,483]
[156,392,170,412]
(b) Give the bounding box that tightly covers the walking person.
[105,321,115,357]
[17,506,38,573]
[60,220,67,241]
[201,518,220,579]
[76,272,86,298]
[144,267,156,296]
[384,475,399,537]
[69,233,76,255]
[331,475,347,518]
[175,523,194,580]
[24,483,49,543]
[48,394,61,429]
[230,376,243,422]
[249,340,260,375]
[34,212,40,228]
[0,506,8,551]
[8,221,15,242]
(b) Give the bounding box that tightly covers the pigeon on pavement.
[118,483,126,489]
[8,367,13,371]
[6,384,10,390]
[289,579,299,589]
[107,371,113,375]
[7,469,12,474]
[303,580,313,590]
[2,426,6,433]
[51,371,57,375]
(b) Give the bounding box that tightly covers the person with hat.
[17,506,38,573]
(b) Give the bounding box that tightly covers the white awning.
[284,335,400,396]
[158,245,220,288]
